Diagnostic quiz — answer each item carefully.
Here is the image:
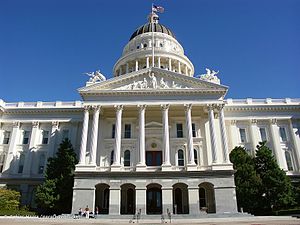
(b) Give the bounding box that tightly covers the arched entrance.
[95,183,110,214]
[121,183,136,214]
[198,182,216,213]
[146,183,162,214]
[173,183,189,214]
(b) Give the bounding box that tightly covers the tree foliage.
[230,142,295,215]
[0,188,20,210]
[35,138,78,214]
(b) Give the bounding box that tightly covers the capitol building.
[0,12,299,217]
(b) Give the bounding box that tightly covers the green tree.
[35,138,78,214]
[255,141,295,212]
[0,188,20,210]
[230,146,262,214]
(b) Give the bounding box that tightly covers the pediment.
[78,67,228,96]
[145,121,163,128]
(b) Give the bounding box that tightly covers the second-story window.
[124,150,130,167]
[194,149,198,164]
[18,154,25,174]
[110,150,114,165]
[3,131,11,145]
[176,123,183,138]
[22,131,30,145]
[259,128,267,142]
[192,123,196,137]
[279,127,287,142]
[239,128,247,143]
[177,149,184,166]
[112,124,116,138]
[42,130,49,144]
[124,124,131,138]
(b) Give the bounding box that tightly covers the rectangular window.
[176,123,183,138]
[0,154,5,173]
[279,127,287,142]
[239,128,247,143]
[3,131,11,144]
[259,128,267,142]
[124,124,131,138]
[42,130,49,144]
[18,154,25,174]
[192,123,196,137]
[112,124,115,138]
[62,129,69,140]
[22,131,30,145]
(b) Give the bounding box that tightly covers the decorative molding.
[13,121,20,128]
[271,118,277,125]
[251,119,258,124]
[92,105,101,111]
[114,105,123,112]
[231,120,237,125]
[137,104,147,111]
[32,121,39,128]
[184,103,192,112]
[161,104,170,111]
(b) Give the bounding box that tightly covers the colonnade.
[78,104,231,169]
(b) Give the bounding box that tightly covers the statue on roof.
[198,68,220,85]
[84,70,106,83]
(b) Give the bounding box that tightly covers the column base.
[187,163,198,171]
[110,164,122,172]
[75,164,97,172]
[161,163,172,171]
[136,163,147,171]
[211,163,233,170]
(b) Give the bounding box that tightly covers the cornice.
[224,104,300,112]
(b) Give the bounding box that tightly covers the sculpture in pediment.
[198,68,220,84]
[84,70,106,83]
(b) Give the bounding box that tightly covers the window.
[18,154,25,174]
[124,150,130,167]
[177,149,184,166]
[143,43,147,48]
[239,128,247,143]
[112,124,116,138]
[0,154,5,173]
[124,124,131,138]
[259,128,267,142]
[3,131,11,144]
[110,150,114,165]
[192,123,196,137]
[194,149,198,164]
[62,129,69,140]
[42,130,49,144]
[176,123,183,138]
[22,131,30,144]
[279,127,287,142]
[38,154,45,174]
[160,43,163,47]
[199,187,206,208]
[285,151,294,171]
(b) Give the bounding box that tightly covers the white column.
[249,119,259,156]
[218,106,230,163]
[126,63,129,73]
[208,105,218,163]
[23,121,40,176]
[135,60,139,71]
[185,104,195,165]
[158,57,161,68]
[185,65,188,75]
[229,120,238,149]
[269,119,288,170]
[288,119,300,171]
[137,105,146,167]
[161,104,171,168]
[89,105,100,165]
[79,106,89,165]
[146,57,149,68]
[178,61,181,73]
[119,66,122,76]
[3,121,20,173]
[47,121,59,158]
[168,58,172,71]
[112,105,123,167]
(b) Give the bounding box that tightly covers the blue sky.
[0,0,299,102]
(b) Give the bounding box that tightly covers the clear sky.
[0,0,299,102]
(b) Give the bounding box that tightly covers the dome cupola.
[113,12,194,77]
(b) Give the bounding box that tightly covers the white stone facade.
[0,14,299,217]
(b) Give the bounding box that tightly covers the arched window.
[178,149,184,166]
[124,150,130,167]
[285,151,294,171]
[199,187,206,208]
[110,150,114,165]
[194,149,198,164]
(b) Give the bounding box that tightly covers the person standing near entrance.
[85,205,90,218]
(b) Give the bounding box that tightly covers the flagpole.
[151,3,155,68]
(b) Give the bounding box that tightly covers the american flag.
[152,5,164,13]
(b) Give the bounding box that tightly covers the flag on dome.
[152,5,164,13]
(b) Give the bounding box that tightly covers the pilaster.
[109,187,121,215]
[162,187,173,215]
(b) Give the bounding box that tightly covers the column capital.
[271,118,277,125]
[184,103,192,112]
[32,121,39,128]
[161,104,169,111]
[114,105,123,111]
[13,121,20,128]
[51,121,59,128]
[231,120,237,125]
[92,105,101,111]
[83,105,91,111]
[216,103,225,111]
[250,119,258,124]
[137,104,147,111]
